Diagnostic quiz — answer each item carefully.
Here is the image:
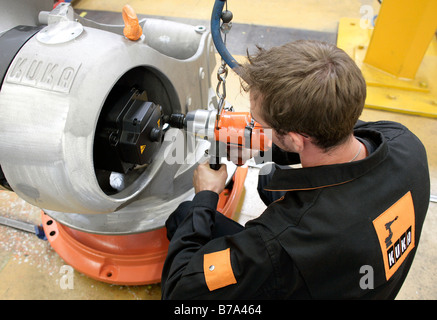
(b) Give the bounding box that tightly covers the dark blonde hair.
[239,40,366,150]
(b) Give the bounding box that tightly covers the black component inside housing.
[92,66,180,195]
[94,87,164,174]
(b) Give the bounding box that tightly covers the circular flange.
[42,211,169,285]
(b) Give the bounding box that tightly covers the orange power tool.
[166,108,271,168]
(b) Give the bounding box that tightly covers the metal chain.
[215,1,233,114]
[216,61,228,112]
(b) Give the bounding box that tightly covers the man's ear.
[287,132,306,153]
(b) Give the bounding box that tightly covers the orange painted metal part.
[41,166,248,285]
[214,110,270,152]
[122,4,143,41]
[217,165,248,218]
[41,212,169,285]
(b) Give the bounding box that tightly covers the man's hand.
[193,162,228,195]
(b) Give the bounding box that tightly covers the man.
[161,40,430,299]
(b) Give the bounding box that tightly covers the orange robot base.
[41,166,248,285]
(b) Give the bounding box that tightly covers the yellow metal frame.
[337,0,437,117]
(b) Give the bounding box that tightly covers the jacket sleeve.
[160,191,277,299]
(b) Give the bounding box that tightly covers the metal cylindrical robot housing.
[0,21,216,216]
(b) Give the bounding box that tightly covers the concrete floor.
[0,0,436,299]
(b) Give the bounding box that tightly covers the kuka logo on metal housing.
[6,56,81,94]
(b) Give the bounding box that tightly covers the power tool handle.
[209,163,221,170]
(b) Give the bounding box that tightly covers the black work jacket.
[161,121,430,299]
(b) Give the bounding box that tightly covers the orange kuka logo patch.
[372,191,415,280]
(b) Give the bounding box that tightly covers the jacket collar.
[263,129,389,191]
